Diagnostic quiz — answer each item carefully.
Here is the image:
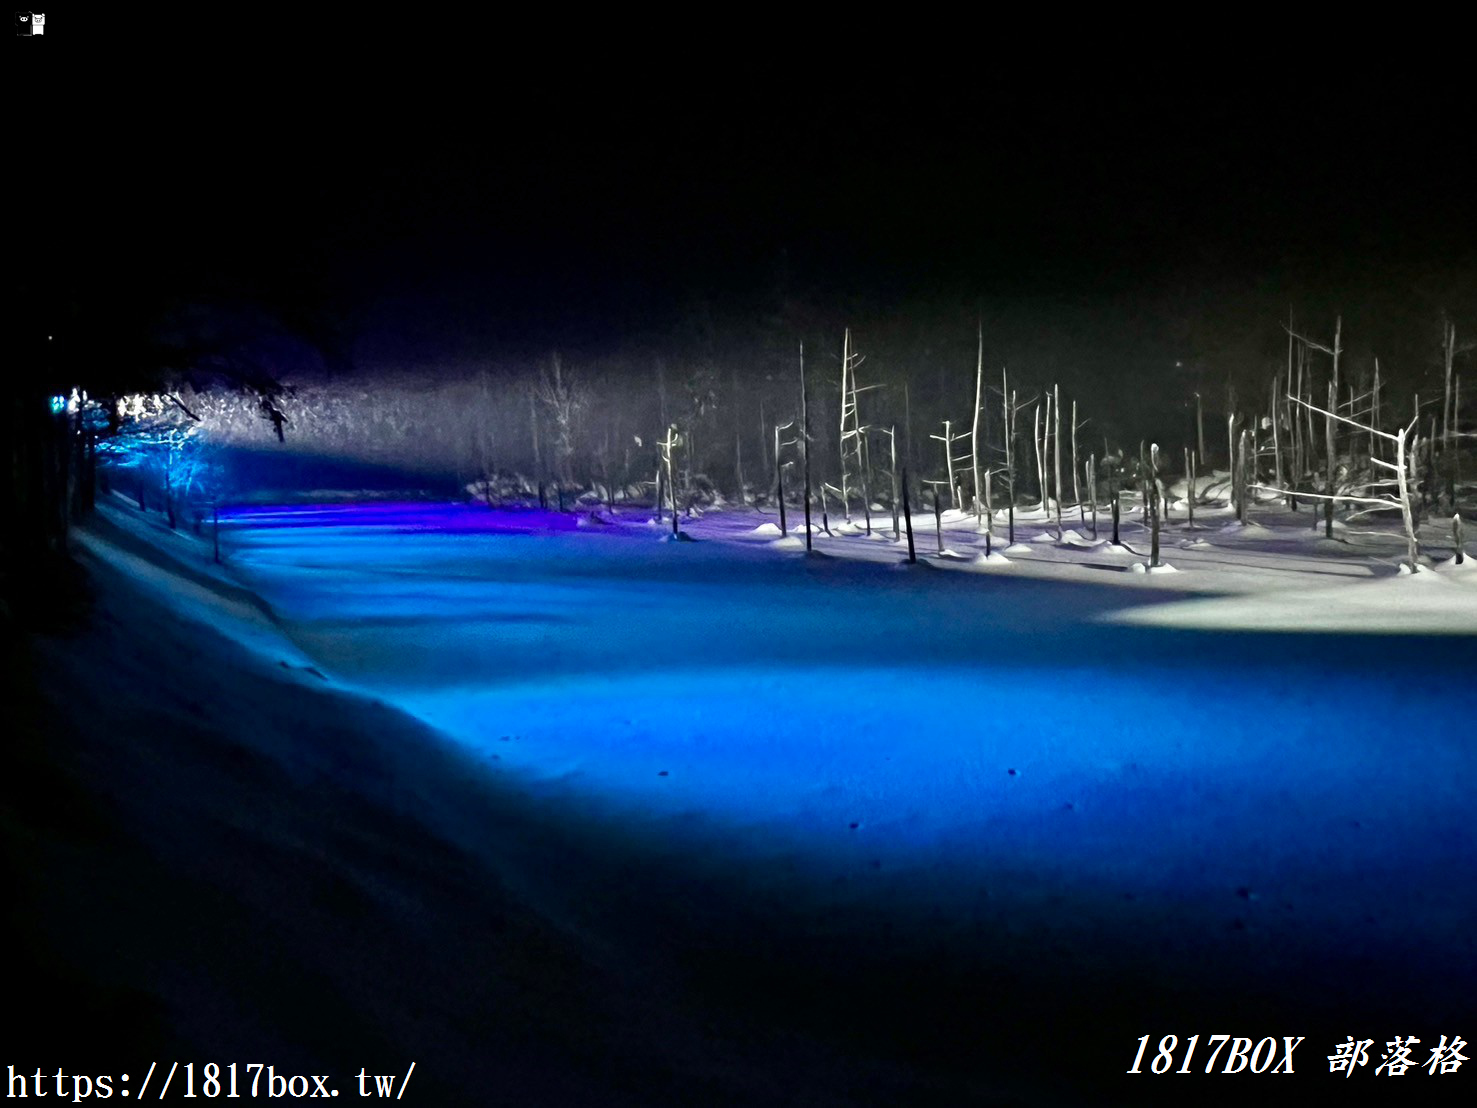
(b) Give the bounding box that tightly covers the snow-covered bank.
[15,498,1476,1105]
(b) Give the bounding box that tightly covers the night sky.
[18,35,1475,412]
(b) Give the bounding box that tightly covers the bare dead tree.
[1087,453,1098,539]
[799,342,813,551]
[774,419,798,537]
[837,328,865,522]
[971,321,988,532]
[1184,447,1196,529]
[1286,317,1342,538]
[1053,384,1064,538]
[659,424,681,537]
[1253,394,1423,569]
[1148,443,1163,567]
[1196,391,1206,469]
[930,420,968,513]
[900,467,916,563]
[1236,429,1249,524]
[1071,399,1084,528]
[1033,401,1047,514]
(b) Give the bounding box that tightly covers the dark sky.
[18,34,1475,398]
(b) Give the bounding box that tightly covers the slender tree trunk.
[1237,429,1249,525]
[1033,403,1045,513]
[1003,371,1015,544]
[932,485,944,554]
[838,328,852,522]
[972,324,984,530]
[1325,317,1342,539]
[901,468,916,563]
[1185,448,1196,529]
[889,427,900,539]
[774,423,787,538]
[1149,482,1161,567]
[1196,391,1206,469]
[1396,426,1417,569]
[1226,414,1237,515]
[1071,399,1082,527]
[1088,454,1098,539]
[1272,372,1285,503]
[1325,380,1336,538]
[941,420,956,512]
[800,342,812,552]
[1053,384,1064,537]
[1371,358,1381,466]
[1443,321,1455,455]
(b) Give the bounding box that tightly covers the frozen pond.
[214,501,1476,1094]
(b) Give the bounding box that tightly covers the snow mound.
[933,548,972,560]
[833,521,863,535]
[865,531,894,542]
[1003,543,1034,555]
[1180,539,1213,550]
[1433,553,1474,576]
[769,536,806,551]
[1395,562,1437,577]
[750,522,784,537]
[662,531,697,543]
[974,552,1013,566]
[1059,529,1105,549]
[1102,543,1138,556]
[1031,531,1059,543]
[1130,562,1179,574]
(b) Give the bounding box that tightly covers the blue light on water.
[49,395,67,414]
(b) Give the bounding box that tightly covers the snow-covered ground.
[17,493,1475,1105]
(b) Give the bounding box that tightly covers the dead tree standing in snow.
[972,324,987,531]
[837,328,869,524]
[773,419,798,537]
[931,420,966,514]
[1286,317,1342,538]
[1087,453,1098,539]
[1196,391,1206,470]
[1184,447,1197,529]
[1253,394,1423,570]
[1033,401,1047,515]
[1053,384,1064,538]
[1236,429,1250,525]
[659,424,681,537]
[900,467,916,563]
[1148,443,1164,567]
[799,342,813,551]
[1003,371,1020,544]
[1071,400,1084,528]
[925,481,946,554]
[1105,449,1121,545]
